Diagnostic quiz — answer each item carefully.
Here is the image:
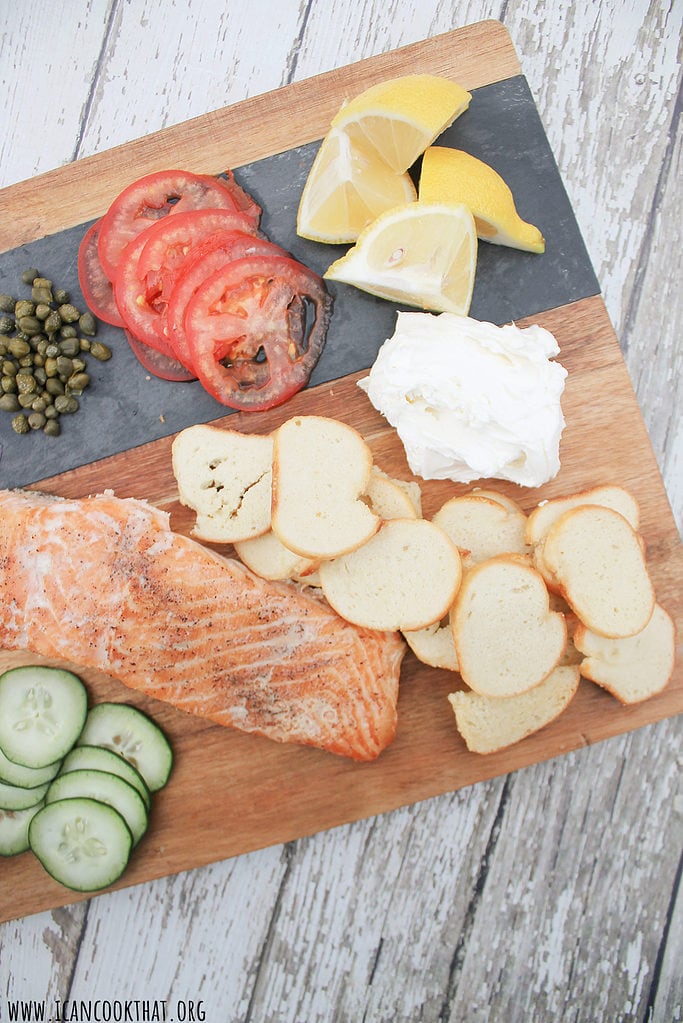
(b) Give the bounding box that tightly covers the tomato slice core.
[184,255,333,411]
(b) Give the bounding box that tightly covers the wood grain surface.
[0,4,681,1022]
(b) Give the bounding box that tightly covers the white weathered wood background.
[1,1,681,1020]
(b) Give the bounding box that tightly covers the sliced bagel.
[448,665,580,754]
[364,467,422,520]
[319,518,462,632]
[525,484,640,546]
[451,555,567,698]
[541,505,655,638]
[403,615,459,671]
[171,423,273,543]
[575,603,676,703]
[271,415,380,559]
[433,493,530,571]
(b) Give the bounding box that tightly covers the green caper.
[44,310,62,336]
[90,341,112,361]
[21,268,40,285]
[18,315,42,336]
[71,357,86,373]
[31,286,53,305]
[53,288,69,305]
[54,394,79,414]
[11,413,29,434]
[18,392,35,408]
[78,311,97,336]
[67,371,90,392]
[44,403,59,419]
[0,316,13,334]
[80,337,91,352]
[44,356,58,377]
[0,294,15,313]
[55,355,74,377]
[34,367,47,386]
[60,336,81,357]
[34,303,52,321]
[14,300,35,319]
[45,342,60,358]
[45,377,64,396]
[36,338,49,357]
[2,360,17,376]
[27,411,46,430]
[1,376,17,394]
[8,338,31,359]
[0,393,20,412]
[16,374,37,395]
[32,276,52,290]
[43,418,61,437]
[58,303,80,323]
[31,395,49,413]
[59,325,78,341]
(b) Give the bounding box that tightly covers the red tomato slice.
[77,220,125,327]
[97,169,261,280]
[165,230,292,372]
[184,255,333,411]
[124,330,196,382]
[113,210,256,361]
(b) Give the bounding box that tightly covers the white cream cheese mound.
[358,311,567,487]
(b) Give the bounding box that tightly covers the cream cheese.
[358,311,567,488]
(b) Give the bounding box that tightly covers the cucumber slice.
[60,746,151,810]
[46,769,148,846]
[29,797,132,892]
[0,778,50,811]
[77,703,173,792]
[0,803,45,856]
[0,666,88,769]
[0,745,62,789]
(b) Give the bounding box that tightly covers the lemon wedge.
[332,75,472,174]
[324,201,477,315]
[419,147,545,253]
[297,128,417,244]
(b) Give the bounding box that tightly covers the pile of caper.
[0,268,112,437]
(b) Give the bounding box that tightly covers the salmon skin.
[0,489,405,761]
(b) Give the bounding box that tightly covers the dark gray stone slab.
[0,76,598,489]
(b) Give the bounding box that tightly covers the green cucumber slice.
[77,703,173,792]
[0,803,45,856]
[46,769,148,846]
[0,745,62,789]
[0,778,50,811]
[0,666,88,769]
[29,797,132,892]
[60,746,151,810]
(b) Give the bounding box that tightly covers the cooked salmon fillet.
[0,488,405,761]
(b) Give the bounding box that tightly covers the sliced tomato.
[165,230,292,372]
[124,330,196,382]
[183,255,333,411]
[97,169,261,280]
[77,220,125,327]
[113,210,257,362]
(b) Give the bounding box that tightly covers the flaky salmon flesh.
[0,489,405,761]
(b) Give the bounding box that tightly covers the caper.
[27,411,46,430]
[34,367,47,386]
[2,360,17,376]
[59,325,78,341]
[44,404,59,419]
[14,300,35,319]
[45,342,60,358]
[78,311,97,336]
[31,395,49,413]
[53,289,69,305]
[31,286,53,305]
[44,357,58,377]
[58,303,80,323]
[90,341,112,361]
[16,374,37,395]
[71,357,86,373]
[21,268,40,285]
[8,338,31,359]
[0,343,7,358]
[67,371,90,392]
[0,316,13,334]
[54,394,79,414]
[1,376,17,394]
[32,276,52,289]
[18,392,35,408]
[18,315,42,336]
[36,338,49,357]
[59,337,81,358]
[0,294,15,313]
[11,413,29,434]
[44,310,62,336]
[55,355,74,377]
[19,355,33,369]
[45,377,64,396]
[34,303,52,321]
[0,393,20,412]
[43,418,61,437]
[80,337,91,352]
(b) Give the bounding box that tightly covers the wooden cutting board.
[0,21,680,923]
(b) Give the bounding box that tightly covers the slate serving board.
[0,22,680,923]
